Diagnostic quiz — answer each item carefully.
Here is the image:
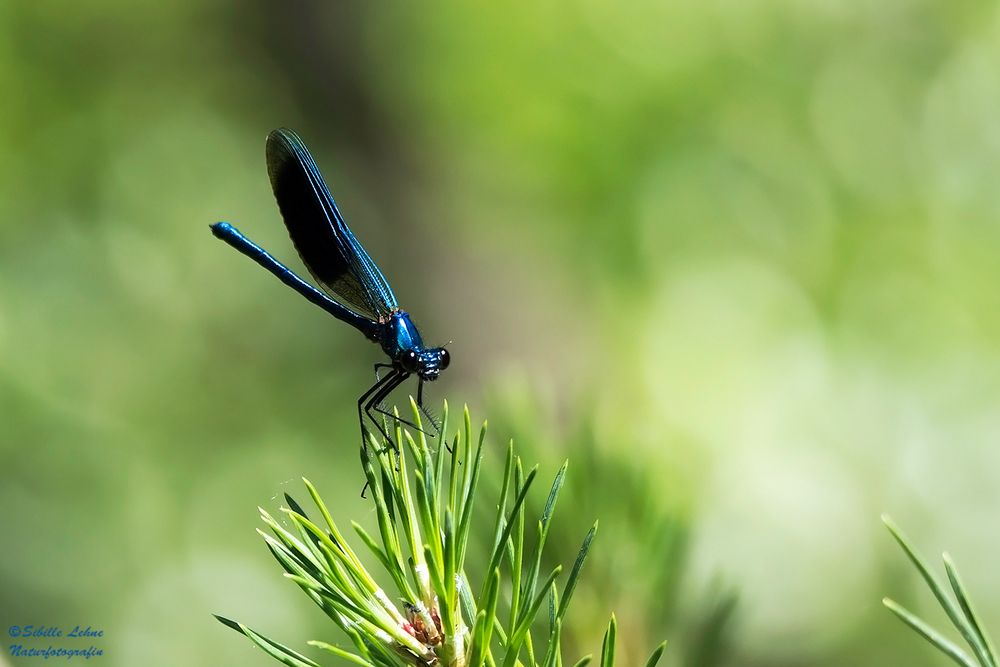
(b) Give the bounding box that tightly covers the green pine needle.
[216,401,667,667]
[882,514,998,667]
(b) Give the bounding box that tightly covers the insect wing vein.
[266,128,398,320]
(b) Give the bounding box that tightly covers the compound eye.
[438,348,450,370]
[402,349,419,372]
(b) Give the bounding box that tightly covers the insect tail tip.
[210,221,234,238]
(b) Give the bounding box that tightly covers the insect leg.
[357,370,400,448]
[358,371,411,498]
[364,371,410,449]
[369,374,436,435]
[415,378,442,438]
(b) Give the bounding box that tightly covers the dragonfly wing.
[265,128,398,321]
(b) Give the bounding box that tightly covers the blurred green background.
[3,1,1000,665]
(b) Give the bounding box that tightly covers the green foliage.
[486,393,735,667]
[216,401,667,667]
[882,515,998,667]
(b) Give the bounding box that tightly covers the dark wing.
[265,128,398,321]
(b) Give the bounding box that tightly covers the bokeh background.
[3,1,1000,665]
